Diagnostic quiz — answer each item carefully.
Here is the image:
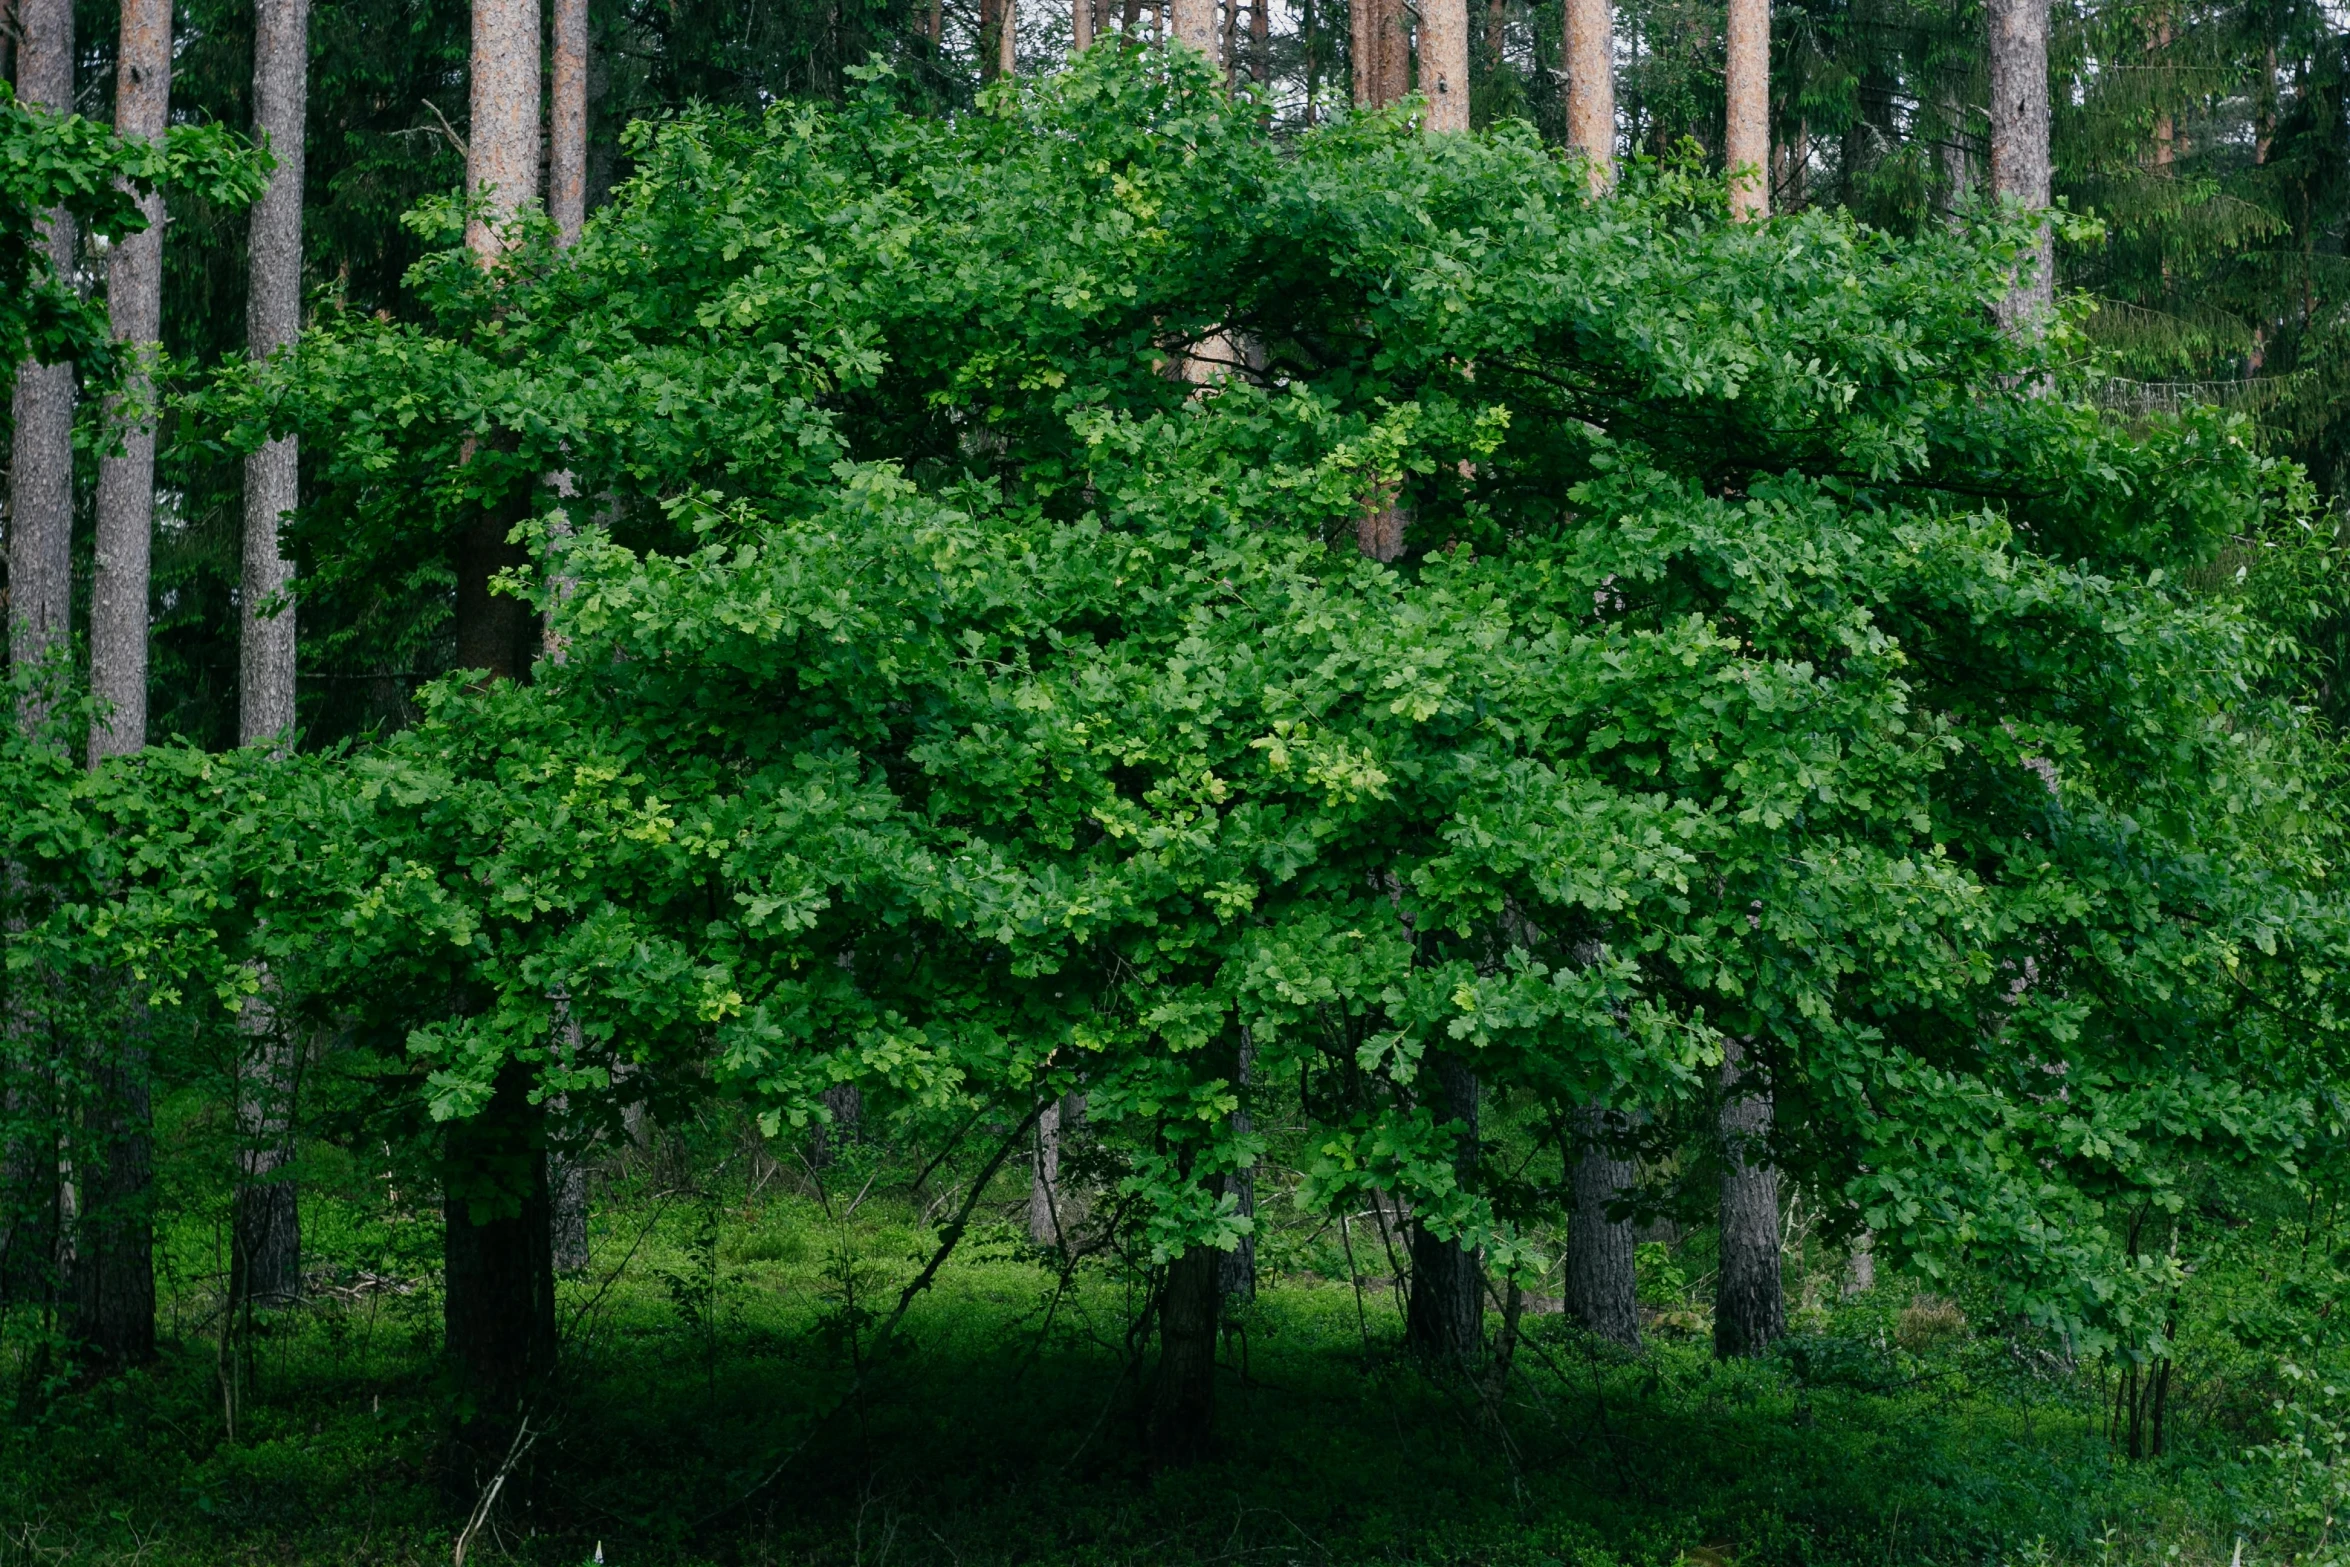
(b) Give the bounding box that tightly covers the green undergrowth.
[0,1164,2287,1566]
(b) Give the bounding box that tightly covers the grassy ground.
[0,1146,2278,1566]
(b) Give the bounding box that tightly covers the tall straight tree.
[228,0,311,1315]
[1420,0,1469,127]
[2,0,78,1324]
[444,0,556,1454]
[1987,0,2052,328]
[1723,0,1768,218]
[7,0,75,725]
[69,0,175,1369]
[1564,0,1614,186]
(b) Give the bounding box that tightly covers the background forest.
[5,0,2350,1555]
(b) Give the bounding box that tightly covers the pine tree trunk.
[69,1007,156,1366]
[549,0,587,246]
[88,0,173,767]
[1723,0,1768,219]
[1219,1032,1256,1302]
[1405,1054,1484,1364]
[1250,0,1268,82]
[241,0,304,752]
[1714,1040,1784,1358]
[1563,0,1614,186]
[443,1064,558,1455]
[1419,0,1469,128]
[1565,1104,1640,1348]
[8,0,76,736]
[1986,0,2052,330]
[1148,1242,1220,1464]
[1376,0,1409,105]
[466,0,541,260]
[1170,0,1214,58]
[1073,0,1092,53]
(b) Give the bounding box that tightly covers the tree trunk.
[1170,0,1214,58]
[230,999,303,1306]
[229,0,310,1317]
[1376,0,1409,105]
[1219,1032,1256,1302]
[1027,1096,1064,1245]
[1072,0,1092,53]
[87,0,173,767]
[1565,1104,1640,1348]
[1405,1054,1484,1364]
[68,1007,156,1366]
[0,1064,62,1310]
[1986,0,2052,330]
[443,1063,558,1452]
[1148,1242,1219,1464]
[549,0,587,247]
[8,0,75,736]
[1419,0,1469,128]
[1563,0,1614,186]
[1842,1227,1875,1296]
[1250,0,1268,82]
[466,0,541,260]
[1714,1040,1784,1358]
[1723,0,1767,219]
[241,0,305,753]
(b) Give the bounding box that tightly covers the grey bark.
[1986,0,2053,330]
[1565,1104,1640,1348]
[547,1002,589,1274]
[9,0,76,731]
[1419,0,1468,128]
[68,1002,156,1365]
[1405,1055,1484,1363]
[1843,1227,1876,1296]
[465,0,541,260]
[1563,0,1614,187]
[1027,1097,1064,1245]
[1148,1241,1220,1464]
[240,0,306,752]
[229,987,303,1307]
[549,0,587,246]
[1714,1039,1785,1358]
[87,0,174,766]
[1219,1032,1255,1302]
[1724,0,1768,218]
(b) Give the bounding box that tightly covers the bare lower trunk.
[69,1007,156,1366]
[443,1064,557,1470]
[1565,1104,1640,1348]
[1714,1040,1784,1358]
[1406,1055,1483,1364]
[466,0,542,260]
[1219,1032,1255,1302]
[1843,1228,1875,1296]
[8,0,75,733]
[1419,0,1468,128]
[1723,0,1768,219]
[1148,1243,1219,1464]
[1072,0,1092,52]
[230,998,303,1306]
[1986,0,2052,330]
[240,0,305,750]
[1027,1097,1064,1245]
[1563,0,1614,186]
[1376,0,1409,105]
[549,0,587,245]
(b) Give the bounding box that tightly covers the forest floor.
[0,1149,2273,1566]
